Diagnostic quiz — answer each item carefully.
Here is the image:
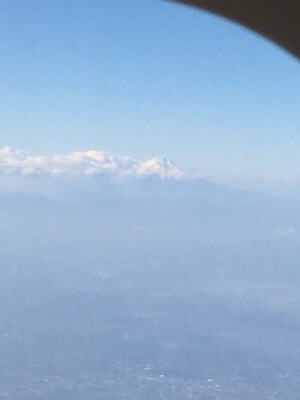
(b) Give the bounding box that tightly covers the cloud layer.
[0,147,184,179]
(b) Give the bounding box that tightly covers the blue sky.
[0,0,300,183]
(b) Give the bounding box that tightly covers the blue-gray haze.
[1,176,300,399]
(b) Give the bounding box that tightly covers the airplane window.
[0,0,300,398]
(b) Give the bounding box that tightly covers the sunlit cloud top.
[0,147,184,179]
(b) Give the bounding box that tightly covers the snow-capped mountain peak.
[136,157,184,179]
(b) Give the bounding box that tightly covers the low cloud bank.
[0,147,184,179]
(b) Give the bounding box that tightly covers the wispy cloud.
[274,226,300,242]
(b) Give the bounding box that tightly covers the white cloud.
[0,147,185,179]
[274,226,300,241]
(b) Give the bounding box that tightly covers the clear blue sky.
[0,0,300,182]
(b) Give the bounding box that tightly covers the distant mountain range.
[0,147,184,179]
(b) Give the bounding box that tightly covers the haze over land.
[1,146,300,399]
